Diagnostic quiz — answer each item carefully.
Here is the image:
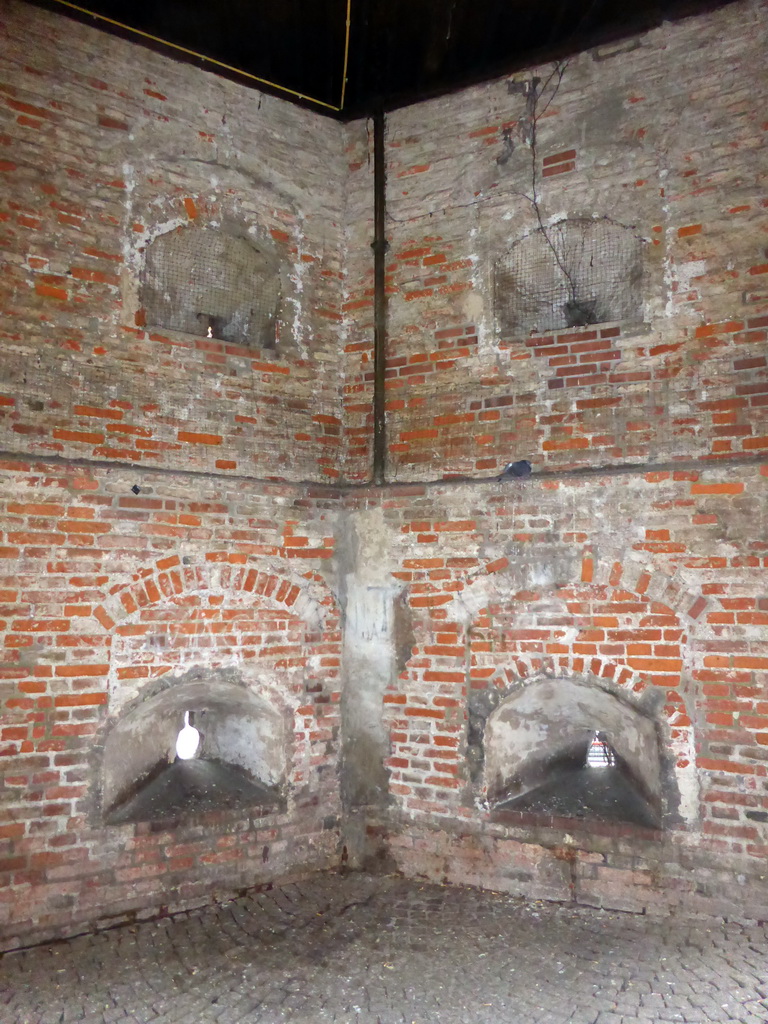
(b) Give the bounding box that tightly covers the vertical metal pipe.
[372,108,387,486]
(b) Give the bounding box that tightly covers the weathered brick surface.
[1,0,768,950]
[339,123,376,481]
[0,1,346,482]
[3,454,765,943]
[334,1,768,916]
[0,457,343,949]
[341,0,768,480]
[370,468,768,913]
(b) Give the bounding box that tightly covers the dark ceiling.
[35,0,733,118]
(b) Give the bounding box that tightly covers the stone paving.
[1,872,767,1024]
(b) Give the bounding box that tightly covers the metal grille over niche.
[141,227,281,347]
[495,217,645,337]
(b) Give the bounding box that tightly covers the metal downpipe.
[372,108,388,486]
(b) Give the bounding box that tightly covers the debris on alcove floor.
[495,766,660,829]
[105,759,280,825]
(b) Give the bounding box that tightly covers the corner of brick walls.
[2,0,768,948]
[339,120,376,481]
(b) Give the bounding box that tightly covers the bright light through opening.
[175,710,200,760]
[586,731,614,767]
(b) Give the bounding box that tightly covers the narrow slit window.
[485,678,661,829]
[175,710,200,760]
[586,730,615,767]
[102,680,287,825]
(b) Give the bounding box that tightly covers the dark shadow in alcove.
[105,757,281,825]
[495,764,660,829]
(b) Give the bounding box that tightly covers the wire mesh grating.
[141,227,281,348]
[495,218,644,336]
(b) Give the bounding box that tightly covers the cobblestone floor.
[2,872,767,1024]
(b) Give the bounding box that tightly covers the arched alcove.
[141,226,281,347]
[102,677,287,825]
[495,217,644,336]
[485,677,662,828]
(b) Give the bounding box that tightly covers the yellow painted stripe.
[48,0,351,112]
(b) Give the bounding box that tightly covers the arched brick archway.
[385,555,701,824]
[101,674,287,823]
[483,674,664,826]
[93,553,332,635]
[88,553,341,822]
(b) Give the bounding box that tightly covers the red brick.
[543,149,577,166]
[177,431,222,445]
[691,482,745,495]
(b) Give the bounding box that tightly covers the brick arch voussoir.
[92,554,334,635]
[446,553,709,627]
[498,654,648,701]
[451,557,698,738]
[496,655,694,770]
[588,558,709,623]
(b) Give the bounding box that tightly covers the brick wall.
[339,0,768,917]
[1,0,768,949]
[367,462,768,916]
[0,1,347,483]
[0,454,343,948]
[340,122,376,481]
[0,0,349,947]
[340,0,768,480]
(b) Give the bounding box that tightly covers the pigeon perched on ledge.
[498,460,532,480]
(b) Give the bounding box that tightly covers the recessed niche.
[102,678,286,825]
[485,678,661,829]
[141,226,281,347]
[495,217,644,337]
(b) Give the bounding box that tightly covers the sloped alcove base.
[494,765,660,829]
[105,758,283,825]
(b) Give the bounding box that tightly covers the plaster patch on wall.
[339,506,405,807]
[288,219,309,358]
[464,228,489,352]
[675,259,708,297]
